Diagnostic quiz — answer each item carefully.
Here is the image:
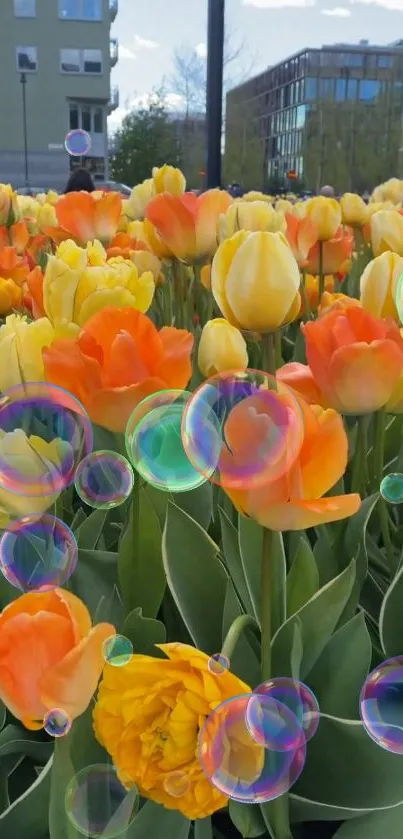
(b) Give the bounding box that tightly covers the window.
[81,106,91,132]
[344,53,363,67]
[93,107,103,133]
[14,0,35,16]
[69,103,79,130]
[335,79,346,102]
[359,79,380,102]
[320,78,334,99]
[296,105,306,128]
[69,103,105,133]
[16,46,37,72]
[378,55,392,69]
[347,79,358,100]
[305,78,317,101]
[61,48,102,74]
[59,0,102,20]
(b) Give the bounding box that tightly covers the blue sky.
[109,0,403,128]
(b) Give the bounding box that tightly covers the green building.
[0,0,119,190]
[225,40,403,194]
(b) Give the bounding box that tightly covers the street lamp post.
[206,0,225,189]
[20,73,30,190]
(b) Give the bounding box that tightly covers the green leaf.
[334,803,403,839]
[194,817,213,839]
[269,531,287,636]
[308,612,372,719]
[219,509,254,614]
[172,482,213,530]
[271,561,356,680]
[229,801,266,838]
[125,800,190,839]
[0,703,5,732]
[238,515,262,624]
[286,537,319,617]
[294,713,403,811]
[313,528,338,586]
[222,580,260,687]
[344,494,379,589]
[0,725,53,763]
[162,502,228,653]
[49,737,78,839]
[123,608,167,656]
[379,561,403,656]
[69,705,109,773]
[118,487,166,618]
[0,757,52,838]
[68,549,119,620]
[75,509,109,550]
[144,485,171,528]
[94,585,124,630]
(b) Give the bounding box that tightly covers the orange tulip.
[280,308,403,415]
[43,307,194,432]
[0,246,30,285]
[25,266,45,318]
[0,221,30,254]
[318,292,362,317]
[146,189,232,263]
[55,191,122,245]
[225,394,360,531]
[106,231,150,260]
[286,213,353,275]
[285,212,318,265]
[0,588,114,730]
[300,274,334,315]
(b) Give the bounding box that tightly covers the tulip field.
[2,169,403,839]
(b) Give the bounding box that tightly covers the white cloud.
[108,92,185,130]
[133,34,159,50]
[243,0,315,7]
[322,5,351,14]
[349,0,403,8]
[119,45,136,60]
[196,42,207,58]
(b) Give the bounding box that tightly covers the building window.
[81,106,91,132]
[59,0,102,20]
[69,103,105,133]
[319,78,334,99]
[14,0,36,16]
[344,53,364,68]
[296,105,306,129]
[347,79,358,101]
[61,48,102,74]
[69,103,79,130]
[93,107,103,133]
[359,79,380,102]
[335,79,346,102]
[305,78,317,101]
[378,55,392,69]
[16,46,37,72]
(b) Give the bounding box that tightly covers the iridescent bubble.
[44,708,71,738]
[65,764,138,838]
[198,694,306,803]
[245,694,305,752]
[208,653,230,675]
[181,370,305,491]
[0,382,93,497]
[360,657,403,754]
[163,771,189,798]
[125,390,219,492]
[0,514,77,592]
[395,270,403,324]
[75,451,134,509]
[103,635,133,667]
[380,473,403,505]
[251,678,320,745]
[65,129,92,156]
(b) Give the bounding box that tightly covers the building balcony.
[110,38,119,67]
[109,0,118,21]
[108,86,119,113]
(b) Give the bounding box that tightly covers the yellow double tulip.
[198,318,248,377]
[0,314,55,391]
[0,430,65,528]
[360,251,403,321]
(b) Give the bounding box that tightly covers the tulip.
[340,193,369,227]
[301,274,334,315]
[106,232,163,284]
[242,191,273,203]
[223,393,360,531]
[0,246,30,285]
[372,178,403,206]
[146,189,232,263]
[37,202,58,233]
[371,210,403,257]
[55,191,122,244]
[0,278,22,315]
[318,291,362,317]
[305,226,353,276]
[360,251,403,321]
[0,314,55,390]
[305,196,342,240]
[285,307,403,415]
[43,307,193,432]
[0,185,15,226]
[152,164,186,196]
[275,199,294,215]
[200,264,211,291]
[127,219,174,260]
[219,201,286,241]
[198,318,248,377]
[0,589,114,728]
[124,179,156,221]
[211,230,301,333]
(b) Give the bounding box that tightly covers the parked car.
[96,181,131,196]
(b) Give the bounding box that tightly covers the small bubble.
[380,473,403,504]
[44,708,71,738]
[103,635,133,667]
[65,129,92,156]
[208,653,230,675]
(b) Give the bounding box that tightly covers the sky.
[108,0,403,130]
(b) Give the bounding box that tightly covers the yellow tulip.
[219,201,285,241]
[43,241,155,335]
[198,318,248,377]
[124,179,156,221]
[242,191,273,203]
[0,185,18,226]
[152,164,186,196]
[305,196,342,240]
[367,201,397,217]
[17,195,39,221]
[37,203,58,232]
[372,178,403,206]
[211,230,301,333]
[0,430,67,528]
[275,199,294,214]
[340,193,369,227]
[0,314,55,391]
[200,264,211,291]
[371,210,403,257]
[130,249,163,285]
[0,278,22,315]
[127,219,173,259]
[360,251,403,320]
[87,240,107,266]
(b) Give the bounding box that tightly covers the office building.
[0,0,119,190]
[225,41,403,193]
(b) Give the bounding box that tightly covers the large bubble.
[125,390,218,492]
[181,370,304,491]
[75,451,134,509]
[360,657,403,754]
[250,678,320,746]
[65,764,139,838]
[198,694,306,803]
[0,513,77,591]
[0,382,93,497]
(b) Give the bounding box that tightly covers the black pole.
[206,0,225,189]
[20,73,29,189]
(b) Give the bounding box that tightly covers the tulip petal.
[277,362,328,406]
[250,494,361,531]
[156,328,194,389]
[56,193,96,242]
[94,193,122,241]
[43,338,102,407]
[147,194,196,261]
[327,340,403,413]
[89,379,168,432]
[39,623,116,719]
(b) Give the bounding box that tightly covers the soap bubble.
[65,129,91,156]
[208,653,230,675]
[360,657,403,754]
[163,771,189,798]
[103,635,133,667]
[251,678,320,745]
[75,451,134,509]
[44,708,71,738]
[65,764,138,838]
[380,473,403,505]
[0,513,77,591]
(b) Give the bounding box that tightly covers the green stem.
[299,270,311,322]
[220,614,258,661]
[372,410,393,569]
[318,240,325,304]
[351,416,367,495]
[261,332,277,378]
[260,526,273,681]
[172,260,185,328]
[162,278,172,325]
[275,330,283,369]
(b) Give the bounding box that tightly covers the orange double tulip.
[43,307,194,432]
[146,189,232,263]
